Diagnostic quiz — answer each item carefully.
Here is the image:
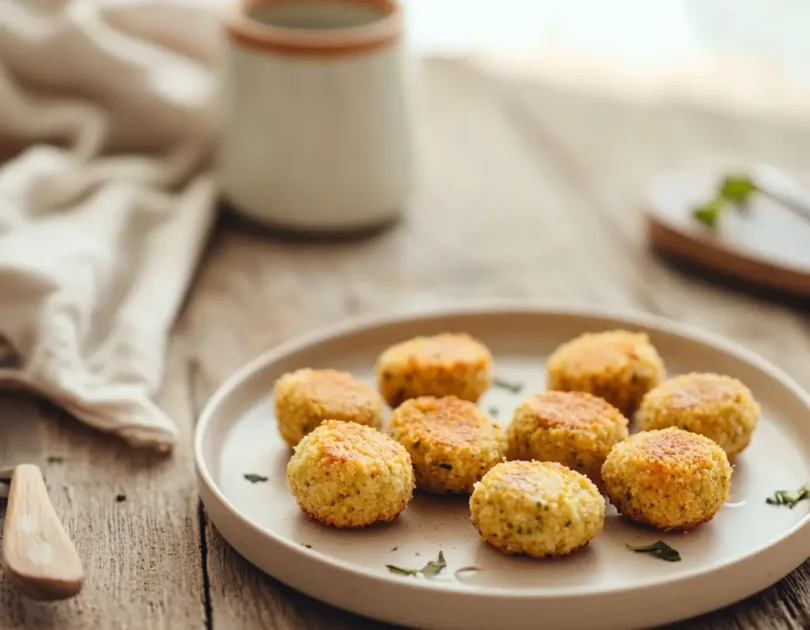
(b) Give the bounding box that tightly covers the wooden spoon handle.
[2,464,83,600]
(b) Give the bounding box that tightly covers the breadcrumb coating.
[376,333,492,407]
[390,396,506,494]
[470,460,605,557]
[508,391,629,490]
[637,373,759,459]
[287,420,414,528]
[602,427,732,531]
[547,330,665,416]
[274,368,384,447]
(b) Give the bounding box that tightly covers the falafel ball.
[389,396,506,494]
[376,333,492,407]
[507,391,629,489]
[636,373,759,459]
[287,420,415,528]
[546,330,665,416]
[274,368,384,447]
[470,460,606,557]
[601,427,732,531]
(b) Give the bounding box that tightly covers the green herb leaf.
[386,551,447,578]
[626,541,681,562]
[492,377,524,394]
[244,473,269,483]
[386,565,420,576]
[692,197,727,228]
[488,406,500,418]
[420,551,447,578]
[766,485,810,509]
[693,173,759,229]
[719,174,758,205]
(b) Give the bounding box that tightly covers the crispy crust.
[469,461,605,558]
[602,427,732,531]
[297,503,404,529]
[476,534,593,558]
[507,391,629,489]
[274,368,384,447]
[287,421,414,528]
[547,330,665,416]
[637,372,760,459]
[376,333,492,407]
[390,396,506,494]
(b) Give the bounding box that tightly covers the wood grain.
[3,57,810,629]
[0,337,206,629]
[2,464,83,601]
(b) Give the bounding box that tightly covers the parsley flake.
[766,485,810,509]
[626,541,681,562]
[492,377,524,394]
[387,551,446,579]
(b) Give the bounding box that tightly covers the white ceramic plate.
[195,304,810,630]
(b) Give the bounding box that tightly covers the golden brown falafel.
[602,427,732,531]
[390,396,506,494]
[376,333,492,407]
[287,420,414,528]
[274,368,384,447]
[637,373,759,459]
[508,391,629,489]
[470,460,606,557]
[547,330,665,416]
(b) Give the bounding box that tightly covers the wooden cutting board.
[646,170,810,297]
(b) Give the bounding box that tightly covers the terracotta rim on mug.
[225,0,402,57]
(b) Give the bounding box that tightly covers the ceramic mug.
[219,0,414,232]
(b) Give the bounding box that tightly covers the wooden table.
[2,58,810,630]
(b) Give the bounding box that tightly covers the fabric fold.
[0,0,219,449]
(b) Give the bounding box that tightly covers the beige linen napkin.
[0,0,220,450]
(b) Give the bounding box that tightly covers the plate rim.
[194,299,810,602]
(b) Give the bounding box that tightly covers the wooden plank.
[0,336,206,629]
[183,58,810,629]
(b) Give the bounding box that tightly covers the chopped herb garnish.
[420,551,447,577]
[719,174,758,204]
[302,543,312,549]
[244,473,269,483]
[488,406,499,418]
[386,565,419,576]
[387,551,446,579]
[766,485,810,509]
[492,377,523,393]
[115,493,127,503]
[692,198,727,228]
[391,546,398,552]
[438,463,453,471]
[692,173,758,228]
[626,541,681,562]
